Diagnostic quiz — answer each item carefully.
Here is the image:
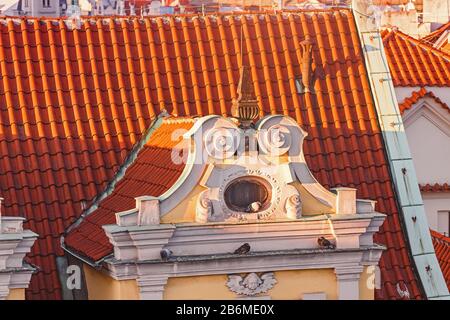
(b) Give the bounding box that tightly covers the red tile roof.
[421,22,450,45]
[65,118,193,261]
[57,10,424,300]
[430,230,450,290]
[420,183,450,193]
[381,28,450,87]
[398,87,450,114]
[0,17,158,299]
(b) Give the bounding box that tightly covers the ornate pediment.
[113,112,381,227]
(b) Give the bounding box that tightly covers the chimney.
[300,36,314,93]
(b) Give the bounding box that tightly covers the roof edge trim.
[352,0,450,299]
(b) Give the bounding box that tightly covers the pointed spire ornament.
[231,66,259,129]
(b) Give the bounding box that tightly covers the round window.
[224,177,271,213]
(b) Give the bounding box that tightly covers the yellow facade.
[82,264,376,300]
[83,264,140,300]
[164,269,338,300]
[6,288,25,300]
[359,267,376,300]
[162,185,206,223]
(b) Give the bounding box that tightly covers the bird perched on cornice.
[234,243,251,255]
[160,248,173,261]
[317,237,335,249]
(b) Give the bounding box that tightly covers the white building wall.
[423,193,450,233]
[397,87,450,233]
[423,0,450,27]
[404,112,450,184]
[21,0,60,17]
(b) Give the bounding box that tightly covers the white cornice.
[0,215,38,299]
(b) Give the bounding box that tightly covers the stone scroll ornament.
[257,124,292,156]
[226,272,277,296]
[204,126,240,160]
[285,193,302,219]
[196,190,213,223]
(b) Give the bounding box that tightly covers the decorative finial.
[231,66,259,129]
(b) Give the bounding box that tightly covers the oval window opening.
[224,177,271,213]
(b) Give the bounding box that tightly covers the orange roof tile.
[381,28,450,87]
[430,230,450,290]
[420,183,450,193]
[421,22,450,45]
[55,10,424,300]
[398,87,450,114]
[65,118,193,261]
[0,17,157,299]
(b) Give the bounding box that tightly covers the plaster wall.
[422,192,450,232]
[83,264,140,300]
[404,113,450,184]
[6,288,25,300]
[163,269,339,300]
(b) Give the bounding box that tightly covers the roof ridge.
[399,87,450,114]
[422,21,450,42]
[0,8,352,22]
[431,229,450,246]
[420,183,450,192]
[162,117,196,124]
[383,28,450,61]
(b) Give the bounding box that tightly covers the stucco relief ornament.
[226,272,277,296]
[258,124,292,156]
[196,190,213,223]
[204,127,240,160]
[285,194,302,219]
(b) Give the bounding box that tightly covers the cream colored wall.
[161,185,206,223]
[83,265,375,300]
[164,269,352,300]
[423,0,450,24]
[423,192,450,232]
[291,181,335,215]
[83,264,140,300]
[6,288,25,300]
[405,114,450,184]
[400,95,450,231]
[359,267,376,300]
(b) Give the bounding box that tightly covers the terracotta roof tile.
[381,28,450,87]
[56,10,423,300]
[421,22,450,45]
[65,118,193,261]
[430,230,450,290]
[0,17,157,299]
[420,183,450,193]
[398,87,450,114]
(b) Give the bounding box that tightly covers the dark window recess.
[224,177,271,212]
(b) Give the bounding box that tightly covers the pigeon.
[234,243,251,255]
[246,201,262,213]
[160,248,173,261]
[317,237,335,249]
